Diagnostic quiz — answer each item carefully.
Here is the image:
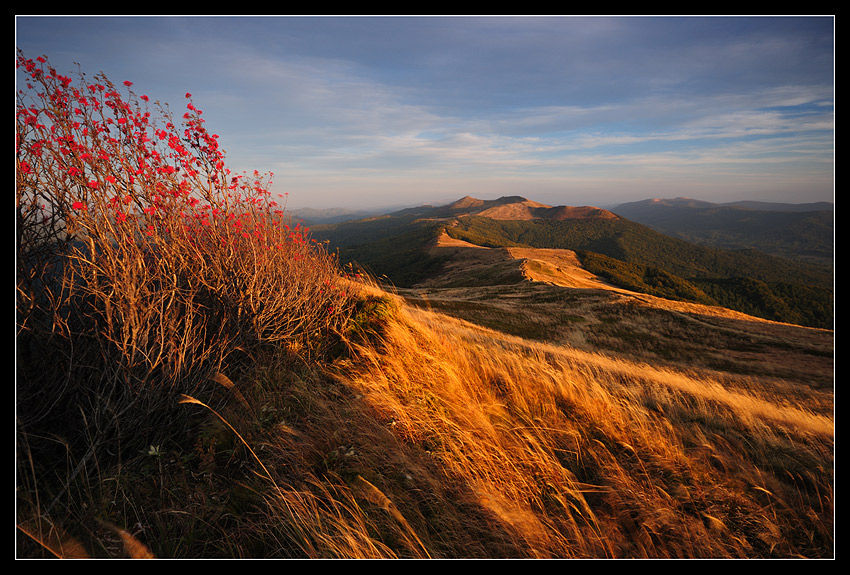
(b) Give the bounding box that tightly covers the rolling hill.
[611,197,834,267]
[19,193,835,559]
[311,195,834,329]
[21,276,834,558]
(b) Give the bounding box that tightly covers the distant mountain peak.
[617,196,834,213]
[447,195,487,210]
[440,195,619,221]
[493,195,537,205]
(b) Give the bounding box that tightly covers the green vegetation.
[445,217,833,329]
[316,211,833,329]
[612,199,834,267]
[576,251,716,305]
[693,277,834,329]
[313,216,451,286]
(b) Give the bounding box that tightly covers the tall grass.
[326,303,833,557]
[16,51,832,559]
[16,51,361,554]
[144,298,827,558]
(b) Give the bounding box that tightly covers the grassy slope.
[314,211,833,329]
[18,273,834,558]
[17,202,833,560]
[443,217,833,329]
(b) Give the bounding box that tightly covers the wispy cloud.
[15,15,834,208]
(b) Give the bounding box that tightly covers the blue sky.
[16,16,834,210]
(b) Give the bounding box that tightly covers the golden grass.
[327,299,833,558]
[18,51,832,558]
[16,287,833,558]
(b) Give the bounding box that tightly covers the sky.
[15,15,835,211]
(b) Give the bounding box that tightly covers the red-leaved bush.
[16,51,360,445]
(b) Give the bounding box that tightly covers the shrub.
[16,50,360,455]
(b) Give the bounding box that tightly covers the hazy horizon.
[286,192,835,217]
[16,16,834,211]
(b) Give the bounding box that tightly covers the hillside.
[312,196,834,329]
[17,53,832,560]
[401,230,833,383]
[19,206,835,558]
[611,197,834,267]
[21,281,833,558]
[19,270,834,558]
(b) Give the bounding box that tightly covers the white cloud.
[16,15,834,208]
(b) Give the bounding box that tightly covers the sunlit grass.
[16,51,833,559]
[16,285,833,558]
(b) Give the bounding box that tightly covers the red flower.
[72,201,87,211]
[123,81,133,87]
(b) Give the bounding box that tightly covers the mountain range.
[391,195,621,221]
[610,197,833,266]
[310,195,834,329]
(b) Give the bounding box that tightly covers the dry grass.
[325,302,832,558]
[16,51,364,558]
[16,280,833,558]
[16,52,833,559]
[16,242,833,558]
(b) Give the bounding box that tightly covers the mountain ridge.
[611,196,834,267]
[424,195,621,221]
[311,193,833,329]
[616,196,834,212]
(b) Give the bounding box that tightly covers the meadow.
[16,51,833,559]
